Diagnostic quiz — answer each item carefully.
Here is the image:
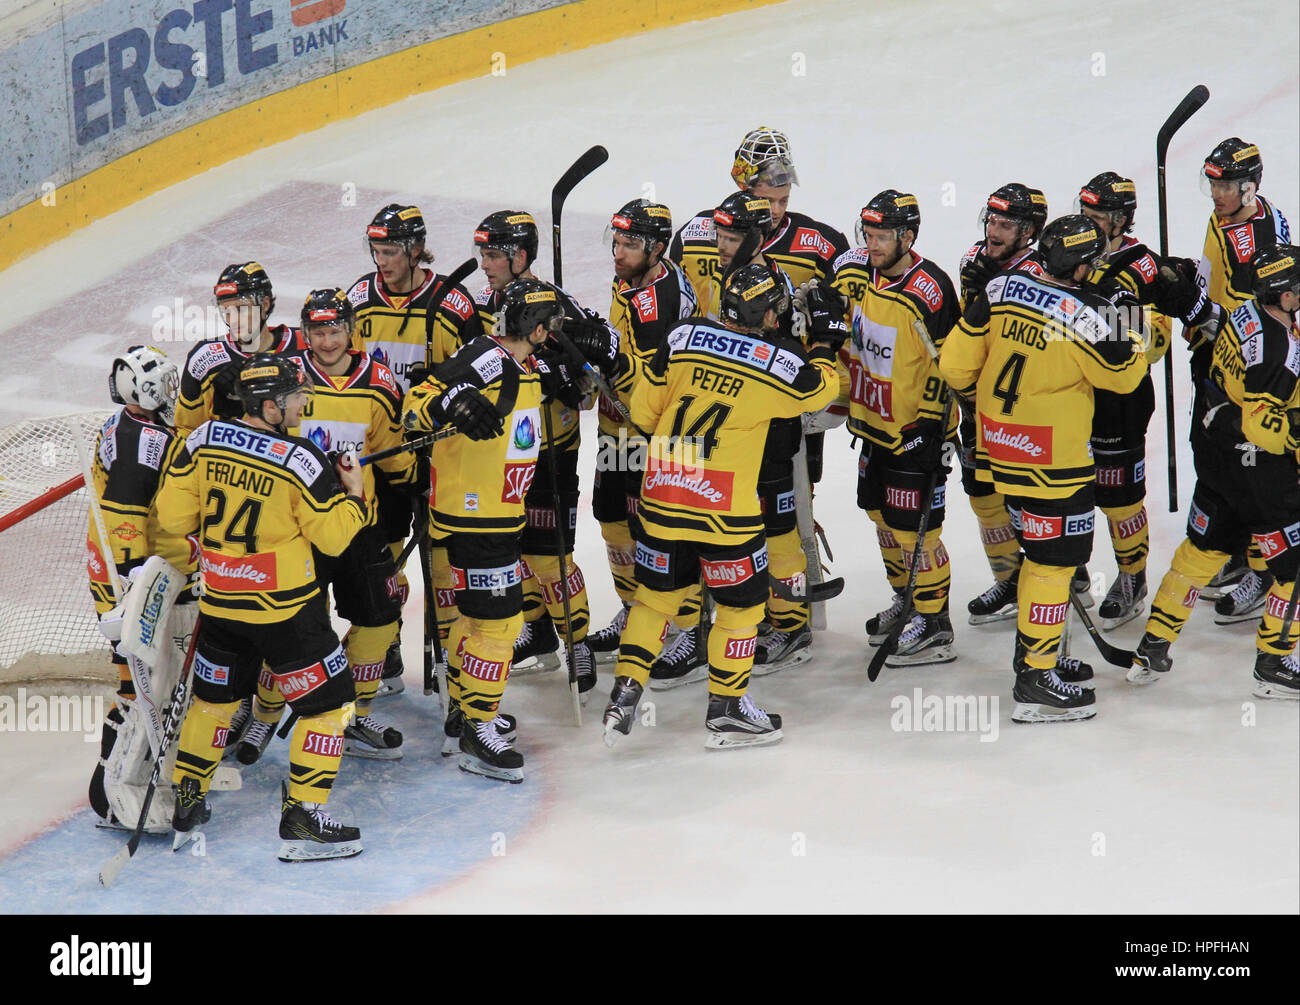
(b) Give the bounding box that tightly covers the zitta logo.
[49,936,151,984]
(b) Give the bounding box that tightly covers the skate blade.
[457,755,523,783]
[1252,681,1299,701]
[591,649,620,665]
[210,765,243,791]
[172,828,204,852]
[602,720,629,748]
[1213,610,1265,626]
[1100,608,1146,631]
[278,838,363,862]
[884,644,956,668]
[440,734,461,757]
[1072,590,1095,609]
[374,678,406,699]
[94,817,134,833]
[647,666,709,691]
[1125,664,1162,685]
[705,727,784,750]
[1010,702,1096,723]
[511,652,562,676]
[967,606,1017,626]
[751,648,812,677]
[342,739,403,761]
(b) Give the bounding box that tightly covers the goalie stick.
[99,617,202,887]
[550,145,609,725]
[1156,84,1210,512]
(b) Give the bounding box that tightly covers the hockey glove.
[430,383,503,440]
[805,282,849,351]
[212,361,244,420]
[562,310,619,375]
[959,253,1000,298]
[534,350,587,409]
[898,418,947,471]
[1286,408,1300,455]
[405,364,433,389]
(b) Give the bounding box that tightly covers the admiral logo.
[1233,144,1260,162]
[741,277,776,301]
[635,541,671,572]
[524,290,557,304]
[980,416,1052,463]
[1189,500,1210,535]
[302,731,345,757]
[1256,257,1294,279]
[1063,232,1095,247]
[1028,602,1068,625]
[1020,512,1063,540]
[724,636,758,660]
[903,271,943,311]
[885,485,920,511]
[397,207,422,221]
[463,653,506,682]
[212,726,230,748]
[193,653,229,685]
[702,556,755,586]
[793,227,833,258]
[505,214,535,226]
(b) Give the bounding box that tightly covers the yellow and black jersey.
[156,419,370,624]
[1210,300,1300,456]
[1197,196,1292,312]
[830,248,960,451]
[475,282,585,455]
[939,271,1148,498]
[347,269,482,392]
[405,335,543,536]
[1084,236,1172,365]
[174,326,305,436]
[956,242,1045,309]
[86,409,196,612]
[603,259,698,435]
[631,319,838,544]
[287,350,416,511]
[670,207,849,312]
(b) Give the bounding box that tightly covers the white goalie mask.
[109,345,180,426]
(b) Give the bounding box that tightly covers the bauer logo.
[301,730,345,757]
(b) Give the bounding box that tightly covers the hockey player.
[953,184,1049,624]
[470,211,603,689]
[589,200,698,665]
[1189,140,1293,620]
[174,262,305,436]
[404,278,555,781]
[86,346,192,823]
[285,289,415,759]
[940,215,1149,722]
[602,263,842,748]
[831,190,961,666]
[157,354,371,860]
[1128,244,1300,699]
[348,204,484,691]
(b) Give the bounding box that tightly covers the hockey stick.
[1068,587,1135,668]
[866,393,955,683]
[423,258,481,368]
[99,617,201,887]
[551,145,609,290]
[1157,84,1210,513]
[359,425,459,466]
[75,429,123,606]
[418,530,438,699]
[768,572,844,604]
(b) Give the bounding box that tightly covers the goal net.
[0,411,116,685]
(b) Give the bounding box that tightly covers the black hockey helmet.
[713,192,773,235]
[981,183,1037,226]
[1026,187,1049,239]
[1251,244,1300,305]
[496,278,565,340]
[731,126,799,190]
[237,353,310,416]
[474,210,539,266]
[366,204,427,247]
[214,262,275,312]
[300,288,355,331]
[856,189,921,245]
[1038,215,1107,279]
[1078,172,1137,231]
[719,262,789,329]
[607,199,674,255]
[1203,138,1263,185]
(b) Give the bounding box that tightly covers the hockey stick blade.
[1156,85,1210,159]
[422,257,480,364]
[98,846,130,887]
[768,573,844,604]
[1069,590,1134,668]
[551,146,610,216]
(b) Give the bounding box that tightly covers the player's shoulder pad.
[959,242,984,269]
[474,284,496,308]
[445,334,509,387]
[184,420,212,455]
[128,413,174,471]
[1266,199,1291,243]
[677,209,716,245]
[185,339,234,380]
[366,356,401,396]
[785,210,850,250]
[347,274,377,308]
[1228,300,1268,368]
[831,247,871,274]
[784,213,842,261]
[284,436,331,489]
[899,257,954,315]
[436,280,476,321]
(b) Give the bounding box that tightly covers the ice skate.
[647,627,708,690]
[866,592,907,644]
[278,782,362,862]
[704,692,783,749]
[171,776,210,851]
[512,613,561,674]
[343,714,403,760]
[602,676,643,748]
[458,716,524,783]
[376,638,405,698]
[221,696,253,759]
[442,705,516,756]
[1200,552,1249,601]
[1011,661,1096,723]
[1214,570,1272,624]
[1252,650,1299,700]
[1126,632,1173,685]
[235,716,277,766]
[967,570,1018,625]
[884,611,956,667]
[752,626,812,677]
[572,639,598,703]
[586,605,628,665]
[1098,570,1147,630]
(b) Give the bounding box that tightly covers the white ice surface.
[0,0,1296,913]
